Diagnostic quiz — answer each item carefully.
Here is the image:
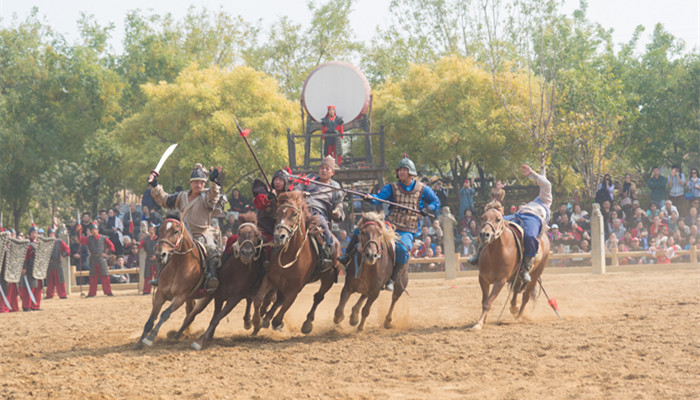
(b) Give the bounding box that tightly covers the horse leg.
[516,281,538,320]
[262,291,283,329]
[349,294,367,326]
[333,284,352,325]
[384,268,408,329]
[510,285,521,316]
[136,292,166,349]
[271,290,300,332]
[173,296,212,339]
[143,295,187,346]
[473,278,506,330]
[252,276,273,335]
[192,295,244,351]
[301,274,335,334]
[357,291,380,332]
[243,297,253,330]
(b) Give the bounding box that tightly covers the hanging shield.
[4,238,29,283]
[32,236,55,280]
[0,231,9,268]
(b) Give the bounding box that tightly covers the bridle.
[158,218,194,256]
[230,222,265,262]
[360,220,383,257]
[275,202,310,269]
[481,209,505,242]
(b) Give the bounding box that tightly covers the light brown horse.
[333,212,407,331]
[190,212,268,350]
[472,201,550,330]
[251,191,339,335]
[137,213,208,347]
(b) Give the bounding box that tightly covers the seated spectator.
[228,188,249,215]
[618,243,631,265]
[609,218,626,240]
[434,245,445,258]
[460,209,474,232]
[548,224,562,243]
[676,220,690,239]
[667,211,680,234]
[571,204,589,226]
[646,202,659,219]
[338,230,350,253]
[684,207,698,227]
[410,240,423,258]
[552,203,570,226]
[223,213,238,236]
[630,221,644,238]
[622,230,634,247]
[459,234,475,257]
[630,206,649,229]
[662,199,678,219]
[428,219,443,246]
[466,220,479,242]
[657,210,668,225]
[110,256,130,284]
[639,229,650,249]
[649,216,669,238]
[558,213,573,233]
[605,233,619,253]
[574,239,590,253]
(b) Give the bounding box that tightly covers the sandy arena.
[1,267,698,399]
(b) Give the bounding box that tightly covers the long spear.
[232,116,271,190]
[538,278,561,320]
[284,172,433,217]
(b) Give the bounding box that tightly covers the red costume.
[80,233,115,296]
[321,105,344,166]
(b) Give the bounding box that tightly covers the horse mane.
[238,211,257,225]
[484,200,503,213]
[359,212,398,244]
[277,190,318,230]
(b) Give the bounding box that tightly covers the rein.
[231,222,268,263]
[158,218,194,256]
[360,220,384,256]
[275,203,310,269]
[482,210,506,241]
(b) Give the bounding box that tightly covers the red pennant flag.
[548,298,559,311]
[239,129,250,138]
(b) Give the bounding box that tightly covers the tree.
[114,65,298,196]
[373,56,532,187]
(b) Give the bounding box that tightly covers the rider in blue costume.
[468,164,551,283]
[338,155,440,291]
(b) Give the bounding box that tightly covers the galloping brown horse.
[190,212,268,350]
[251,191,339,335]
[472,201,550,330]
[333,212,408,331]
[137,213,209,347]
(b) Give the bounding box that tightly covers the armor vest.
[387,181,425,233]
[88,235,107,262]
[50,240,64,262]
[321,116,342,134]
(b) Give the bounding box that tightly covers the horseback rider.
[222,169,292,267]
[295,156,345,269]
[147,163,223,293]
[468,164,551,283]
[339,155,440,291]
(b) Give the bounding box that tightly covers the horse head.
[358,213,384,266]
[274,191,306,247]
[479,201,505,245]
[233,212,262,264]
[156,216,187,266]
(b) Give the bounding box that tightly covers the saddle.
[506,220,525,264]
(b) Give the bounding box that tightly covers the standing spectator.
[490,180,506,204]
[106,208,124,256]
[125,243,140,284]
[141,205,163,228]
[595,174,614,205]
[459,179,475,218]
[687,168,700,208]
[140,223,159,295]
[142,186,159,213]
[80,223,115,297]
[122,203,142,240]
[338,229,351,253]
[667,165,686,214]
[621,174,635,201]
[228,188,249,216]
[647,166,667,208]
[433,180,449,217]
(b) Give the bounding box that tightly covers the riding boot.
[148,264,163,287]
[520,256,534,284]
[384,262,406,292]
[467,242,483,265]
[205,255,220,294]
[322,243,335,270]
[338,232,360,265]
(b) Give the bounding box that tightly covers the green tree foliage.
[114,65,297,195]
[373,56,532,186]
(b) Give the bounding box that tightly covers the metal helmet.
[396,154,417,176]
[190,163,208,182]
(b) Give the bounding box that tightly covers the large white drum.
[301,61,371,123]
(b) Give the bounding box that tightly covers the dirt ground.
[1,267,698,400]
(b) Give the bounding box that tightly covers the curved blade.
[154,143,178,174]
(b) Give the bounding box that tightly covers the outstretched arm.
[521,164,552,209]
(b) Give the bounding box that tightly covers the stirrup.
[384,280,394,292]
[148,279,158,287]
[337,254,351,265]
[205,275,219,293]
[467,253,479,265]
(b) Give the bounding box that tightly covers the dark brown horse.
[472,201,550,330]
[251,191,339,335]
[137,214,209,347]
[189,212,268,350]
[333,212,408,331]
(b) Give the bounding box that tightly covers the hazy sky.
[0,0,698,54]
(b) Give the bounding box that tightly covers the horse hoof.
[272,322,284,332]
[262,319,271,329]
[356,326,365,333]
[252,328,260,336]
[168,331,180,339]
[333,314,344,325]
[510,305,519,316]
[142,338,154,347]
[349,315,359,326]
[383,320,393,329]
[191,341,202,351]
[471,324,482,331]
[244,320,252,330]
[301,320,313,334]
